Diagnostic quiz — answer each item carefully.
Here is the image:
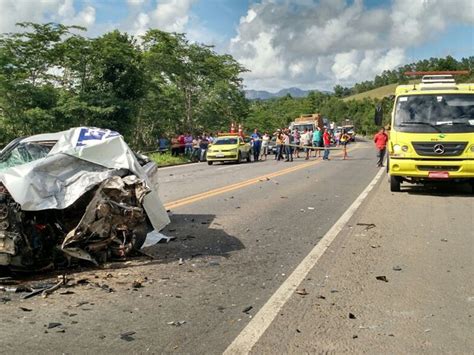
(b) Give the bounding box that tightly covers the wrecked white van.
[0,127,169,271]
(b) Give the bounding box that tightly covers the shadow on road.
[145,213,244,262]
[405,182,473,197]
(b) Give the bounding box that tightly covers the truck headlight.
[393,144,408,152]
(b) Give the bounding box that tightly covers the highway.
[0,139,472,354]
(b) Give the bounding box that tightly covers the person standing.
[284,129,293,162]
[323,128,331,160]
[251,129,262,161]
[340,130,350,160]
[373,127,388,167]
[312,127,322,158]
[275,130,284,161]
[261,132,270,160]
[184,133,193,156]
[293,129,300,158]
[199,134,209,162]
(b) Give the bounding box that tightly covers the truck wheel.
[207,161,213,165]
[390,176,401,192]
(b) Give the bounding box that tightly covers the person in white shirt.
[261,132,270,160]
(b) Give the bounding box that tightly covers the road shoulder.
[251,174,474,354]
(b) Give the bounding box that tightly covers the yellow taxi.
[206,134,252,165]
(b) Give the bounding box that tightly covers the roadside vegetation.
[149,152,190,167]
[1,22,473,149]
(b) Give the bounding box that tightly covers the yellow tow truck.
[386,71,474,192]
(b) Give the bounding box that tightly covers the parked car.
[206,134,252,165]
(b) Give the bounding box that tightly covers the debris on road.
[242,306,253,313]
[356,223,376,230]
[47,322,63,329]
[120,331,136,341]
[375,276,389,282]
[19,307,32,312]
[349,312,357,319]
[392,265,402,271]
[307,207,315,210]
[441,238,448,242]
[167,321,186,327]
[296,288,308,296]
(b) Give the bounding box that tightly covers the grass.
[149,152,191,167]
[343,80,421,102]
[343,83,399,102]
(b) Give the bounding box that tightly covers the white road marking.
[224,167,386,354]
[158,162,200,170]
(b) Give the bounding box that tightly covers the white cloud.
[151,0,195,33]
[230,0,474,91]
[0,0,96,34]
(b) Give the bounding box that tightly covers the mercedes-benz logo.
[433,144,445,155]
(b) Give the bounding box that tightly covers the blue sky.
[0,0,473,90]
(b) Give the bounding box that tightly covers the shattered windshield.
[0,142,53,171]
[394,94,474,133]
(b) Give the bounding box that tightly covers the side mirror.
[374,104,383,126]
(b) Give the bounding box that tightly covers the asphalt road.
[0,139,471,354]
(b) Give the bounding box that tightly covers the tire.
[236,152,241,164]
[207,161,213,165]
[390,176,401,192]
[246,152,251,163]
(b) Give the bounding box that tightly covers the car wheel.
[236,151,241,164]
[207,161,213,165]
[390,175,401,192]
[246,152,251,162]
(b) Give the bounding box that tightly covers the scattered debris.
[120,331,136,341]
[392,265,402,271]
[330,289,339,293]
[353,335,358,339]
[307,207,315,210]
[132,280,143,288]
[370,245,380,249]
[356,223,376,230]
[317,295,326,300]
[19,307,32,312]
[296,288,308,296]
[440,238,448,242]
[296,328,301,333]
[209,260,220,266]
[280,196,288,199]
[349,312,357,319]
[242,306,253,314]
[300,209,305,212]
[142,231,175,248]
[375,276,389,282]
[167,321,186,327]
[47,322,63,329]
[178,258,184,265]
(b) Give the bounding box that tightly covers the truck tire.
[390,176,401,192]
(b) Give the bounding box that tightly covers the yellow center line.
[164,145,360,210]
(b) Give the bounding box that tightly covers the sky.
[0,0,473,91]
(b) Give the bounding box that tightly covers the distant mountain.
[244,87,330,100]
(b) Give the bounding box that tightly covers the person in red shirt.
[373,127,389,167]
[322,128,331,160]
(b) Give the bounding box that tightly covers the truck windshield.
[294,124,314,132]
[394,94,474,133]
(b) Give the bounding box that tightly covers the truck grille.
[417,165,460,172]
[412,142,467,156]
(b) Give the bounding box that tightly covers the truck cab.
[388,72,474,192]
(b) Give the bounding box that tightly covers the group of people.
[250,127,351,162]
[160,133,216,162]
